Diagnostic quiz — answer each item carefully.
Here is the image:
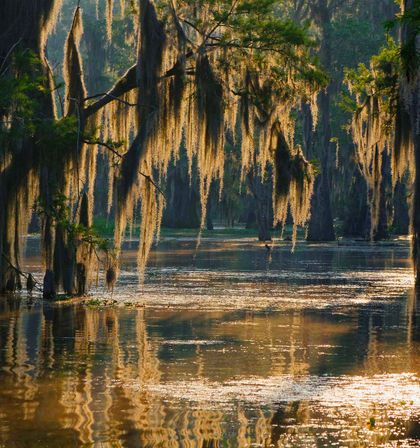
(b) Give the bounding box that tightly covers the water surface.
[1,237,420,447]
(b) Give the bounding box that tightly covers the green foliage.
[345,39,400,94]
[160,0,328,100]
[383,0,420,77]
[35,193,112,253]
[367,416,376,429]
[343,38,400,127]
[400,0,420,77]
[0,49,80,153]
[39,116,79,153]
[0,49,49,139]
[331,18,389,78]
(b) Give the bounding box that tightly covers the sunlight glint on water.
[1,237,419,447]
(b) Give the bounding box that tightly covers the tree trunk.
[372,150,389,241]
[247,172,272,241]
[411,98,420,285]
[206,200,214,230]
[307,85,335,241]
[307,168,335,241]
[306,0,335,242]
[401,0,420,284]
[392,181,409,235]
[0,0,58,293]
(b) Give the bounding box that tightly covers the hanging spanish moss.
[63,7,86,116]
[106,0,114,41]
[120,0,125,16]
[0,0,62,292]
[186,55,225,230]
[92,0,321,284]
[112,0,170,282]
[393,96,414,184]
[399,0,420,282]
[1,0,326,293]
[237,66,316,247]
[349,95,390,240]
[270,123,314,248]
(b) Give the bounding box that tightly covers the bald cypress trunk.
[0,0,57,293]
[400,0,420,284]
[409,88,420,284]
[0,1,94,296]
[392,181,409,235]
[247,171,272,242]
[306,74,335,242]
[306,0,335,242]
[372,150,389,241]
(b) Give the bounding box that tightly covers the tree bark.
[306,0,335,242]
[372,150,389,241]
[410,92,420,284]
[247,171,272,241]
[0,0,57,293]
[401,0,420,284]
[392,181,409,235]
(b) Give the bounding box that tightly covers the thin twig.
[1,252,43,292]
[202,0,238,48]
[168,0,197,49]
[85,139,122,158]
[83,139,166,200]
[0,38,23,75]
[83,92,137,106]
[45,58,65,117]
[138,172,166,199]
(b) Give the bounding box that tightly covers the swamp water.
[1,236,420,447]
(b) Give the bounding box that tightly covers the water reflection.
[1,242,420,447]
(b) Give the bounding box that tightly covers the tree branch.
[201,0,238,49]
[83,139,166,200]
[83,64,138,117]
[168,0,197,49]
[83,54,194,117]
[1,252,43,292]
[83,92,138,107]
[0,38,22,75]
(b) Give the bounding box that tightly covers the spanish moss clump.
[239,71,256,182]
[237,67,317,247]
[63,7,86,116]
[345,42,404,240]
[105,266,116,292]
[106,0,114,41]
[137,181,162,278]
[350,95,390,239]
[186,55,225,230]
[112,0,170,283]
[393,96,414,184]
[270,123,314,248]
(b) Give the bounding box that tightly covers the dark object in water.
[26,274,35,293]
[76,263,86,296]
[106,267,116,292]
[43,270,56,300]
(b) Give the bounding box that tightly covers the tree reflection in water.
[0,244,419,447]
